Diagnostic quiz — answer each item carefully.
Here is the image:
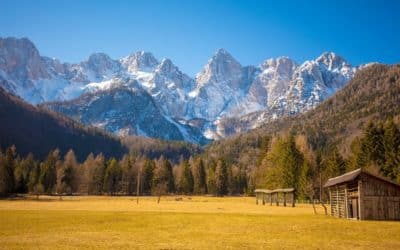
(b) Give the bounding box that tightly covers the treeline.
[0,146,247,197]
[1,118,398,199]
[253,118,400,201]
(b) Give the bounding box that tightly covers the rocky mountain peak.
[156,58,176,74]
[120,51,159,72]
[87,53,114,65]
[260,56,297,77]
[0,37,49,80]
[196,48,242,85]
[316,52,349,70]
[85,52,120,75]
[211,48,240,66]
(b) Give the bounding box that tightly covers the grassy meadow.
[0,196,399,249]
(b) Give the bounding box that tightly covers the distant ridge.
[0,86,127,160]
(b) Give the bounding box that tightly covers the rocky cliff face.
[0,37,360,143]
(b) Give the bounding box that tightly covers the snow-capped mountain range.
[0,37,360,144]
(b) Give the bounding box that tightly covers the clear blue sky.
[1,0,399,75]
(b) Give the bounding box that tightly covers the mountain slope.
[205,64,400,166]
[42,84,208,144]
[0,86,127,160]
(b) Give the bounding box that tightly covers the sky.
[1,0,400,76]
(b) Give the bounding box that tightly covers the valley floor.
[0,196,399,249]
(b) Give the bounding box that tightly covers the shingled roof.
[324,168,400,188]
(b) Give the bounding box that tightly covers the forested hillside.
[201,64,400,199]
[263,63,400,153]
[205,64,400,170]
[0,86,127,160]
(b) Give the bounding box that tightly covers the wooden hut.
[324,168,400,220]
[255,188,295,207]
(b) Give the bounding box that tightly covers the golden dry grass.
[0,196,399,249]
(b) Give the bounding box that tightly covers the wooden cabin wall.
[360,174,400,196]
[360,174,400,220]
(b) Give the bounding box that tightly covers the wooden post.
[336,186,339,217]
[262,193,265,205]
[136,166,141,204]
[270,193,272,206]
[329,188,332,216]
[256,192,258,205]
[276,193,279,206]
[344,186,348,218]
[292,192,295,207]
[358,180,363,220]
[283,193,287,207]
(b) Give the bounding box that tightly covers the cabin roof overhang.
[324,168,400,188]
[254,188,295,194]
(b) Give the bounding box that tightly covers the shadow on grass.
[0,194,83,202]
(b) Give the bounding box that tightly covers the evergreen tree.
[14,153,35,193]
[142,158,155,194]
[163,158,175,193]
[27,159,40,194]
[215,159,228,196]
[39,149,60,194]
[178,159,193,194]
[280,135,303,191]
[363,121,385,167]
[120,154,136,195]
[192,158,207,194]
[57,150,77,195]
[0,150,9,196]
[90,154,106,194]
[348,137,369,170]
[383,119,400,179]
[262,135,305,198]
[206,160,216,195]
[324,147,346,178]
[3,146,16,195]
[103,158,121,195]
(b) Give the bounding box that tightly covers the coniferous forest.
[1,118,399,199]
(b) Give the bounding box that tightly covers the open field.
[0,196,400,249]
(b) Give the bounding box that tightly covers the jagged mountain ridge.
[0,37,359,143]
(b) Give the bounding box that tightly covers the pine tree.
[281,135,304,191]
[39,149,60,194]
[27,159,40,194]
[163,158,175,193]
[348,137,369,170]
[192,158,207,194]
[3,146,16,195]
[14,153,35,193]
[383,119,400,179]
[206,160,216,195]
[324,147,346,178]
[103,158,121,195]
[363,121,385,167]
[178,159,193,194]
[0,150,9,196]
[215,159,228,196]
[120,154,136,195]
[57,150,77,195]
[90,154,106,194]
[142,158,155,194]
